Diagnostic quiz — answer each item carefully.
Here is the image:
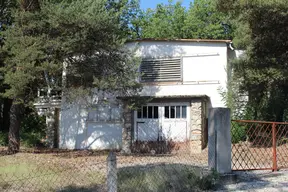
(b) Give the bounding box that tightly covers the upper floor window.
[37,88,61,101]
[140,58,181,82]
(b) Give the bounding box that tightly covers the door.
[162,105,189,142]
[135,105,160,141]
[134,103,190,142]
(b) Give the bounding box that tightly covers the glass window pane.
[137,108,142,118]
[182,106,187,118]
[148,106,153,118]
[176,106,181,118]
[111,107,121,121]
[143,106,147,118]
[170,106,175,118]
[164,106,169,118]
[98,106,110,121]
[88,110,97,121]
[154,106,159,118]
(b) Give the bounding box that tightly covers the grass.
[0,148,215,192]
[0,162,106,192]
[0,151,106,192]
[118,164,218,192]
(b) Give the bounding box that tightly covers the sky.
[140,0,192,10]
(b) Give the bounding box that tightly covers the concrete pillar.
[121,102,132,154]
[46,107,59,148]
[190,100,203,154]
[107,152,117,192]
[208,108,231,174]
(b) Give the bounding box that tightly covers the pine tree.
[132,0,232,39]
[1,0,141,153]
[217,0,288,121]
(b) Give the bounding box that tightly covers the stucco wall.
[127,41,228,108]
[59,103,87,149]
[60,41,231,150]
[60,100,123,150]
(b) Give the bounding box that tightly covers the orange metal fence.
[231,120,288,171]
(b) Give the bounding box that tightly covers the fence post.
[208,108,232,174]
[107,152,117,192]
[272,123,277,171]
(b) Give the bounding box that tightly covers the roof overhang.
[127,38,232,44]
[117,95,210,101]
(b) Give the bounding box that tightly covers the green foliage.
[217,0,288,121]
[0,0,143,152]
[137,1,187,39]
[0,131,8,146]
[20,113,46,147]
[106,0,142,39]
[196,169,219,190]
[231,123,246,144]
[0,112,45,147]
[132,0,232,39]
[184,0,232,39]
[0,110,47,147]
[1,0,142,105]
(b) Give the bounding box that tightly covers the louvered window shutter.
[140,58,181,82]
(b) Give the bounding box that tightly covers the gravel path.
[217,170,288,192]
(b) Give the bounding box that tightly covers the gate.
[231,120,288,171]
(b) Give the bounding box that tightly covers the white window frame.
[164,105,187,120]
[137,105,159,119]
[87,104,122,123]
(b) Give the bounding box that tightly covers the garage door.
[135,104,190,142]
[135,106,160,141]
[162,105,188,141]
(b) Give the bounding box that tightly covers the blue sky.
[140,0,192,10]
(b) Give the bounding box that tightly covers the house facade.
[59,39,234,153]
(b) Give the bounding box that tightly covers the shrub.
[0,131,8,146]
[0,112,46,148]
[196,169,219,190]
[20,113,46,148]
[118,165,219,192]
[231,122,247,144]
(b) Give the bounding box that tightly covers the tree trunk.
[2,99,12,132]
[6,0,39,154]
[8,101,24,153]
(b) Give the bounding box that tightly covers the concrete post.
[46,107,55,148]
[107,152,117,192]
[121,102,132,154]
[208,108,231,174]
[46,107,60,148]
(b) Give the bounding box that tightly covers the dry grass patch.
[0,149,107,192]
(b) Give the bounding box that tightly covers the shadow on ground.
[216,170,288,191]
[57,184,105,192]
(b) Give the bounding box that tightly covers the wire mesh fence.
[3,119,288,191]
[0,149,107,192]
[0,141,217,192]
[231,120,288,171]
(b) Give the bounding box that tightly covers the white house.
[59,39,236,153]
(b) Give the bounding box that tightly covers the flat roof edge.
[126,38,232,43]
[117,95,210,100]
